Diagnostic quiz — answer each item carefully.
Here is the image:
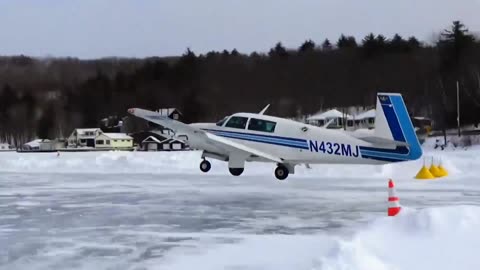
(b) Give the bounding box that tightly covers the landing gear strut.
[200,160,211,173]
[229,168,244,176]
[274,165,289,180]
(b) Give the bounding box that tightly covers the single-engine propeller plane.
[128,93,422,180]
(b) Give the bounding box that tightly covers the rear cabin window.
[225,116,248,129]
[248,118,277,133]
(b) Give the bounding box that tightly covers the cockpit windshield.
[216,116,228,127]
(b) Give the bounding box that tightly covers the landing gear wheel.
[200,160,211,173]
[275,166,289,180]
[229,168,244,176]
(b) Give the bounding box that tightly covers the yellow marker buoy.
[437,158,449,177]
[429,157,443,177]
[437,166,448,177]
[429,164,443,177]
[415,165,435,179]
[415,157,435,180]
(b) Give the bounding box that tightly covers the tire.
[275,166,289,180]
[229,168,244,176]
[200,160,211,173]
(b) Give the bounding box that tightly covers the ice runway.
[1,150,480,270]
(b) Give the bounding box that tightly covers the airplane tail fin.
[360,93,422,162]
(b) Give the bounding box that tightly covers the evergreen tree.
[407,37,421,50]
[362,33,378,56]
[269,42,288,57]
[299,39,316,53]
[388,34,409,52]
[231,48,240,56]
[322,39,333,50]
[438,20,476,64]
[337,35,357,49]
[375,35,388,49]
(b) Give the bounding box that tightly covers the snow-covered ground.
[0,149,479,270]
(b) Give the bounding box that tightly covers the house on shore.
[141,136,187,151]
[20,139,66,152]
[306,109,353,129]
[131,131,189,151]
[0,143,13,151]
[67,128,133,150]
[68,128,101,148]
[354,109,376,129]
[157,108,183,121]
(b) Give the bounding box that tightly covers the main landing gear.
[199,158,290,180]
[274,165,289,180]
[200,159,244,176]
[200,159,211,173]
[229,168,244,176]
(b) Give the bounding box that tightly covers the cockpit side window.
[216,117,228,127]
[225,116,248,129]
[248,118,277,133]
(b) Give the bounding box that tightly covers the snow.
[143,136,163,144]
[74,128,101,135]
[307,109,352,121]
[23,139,48,148]
[102,133,133,140]
[354,109,376,120]
[1,148,480,270]
[0,143,11,151]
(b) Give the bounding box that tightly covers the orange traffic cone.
[388,179,401,217]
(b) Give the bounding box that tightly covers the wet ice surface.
[1,151,480,270]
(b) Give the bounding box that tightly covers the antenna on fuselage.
[259,104,270,115]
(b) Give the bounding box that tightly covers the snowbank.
[0,147,477,179]
[318,206,480,270]
[158,206,480,270]
[423,135,480,151]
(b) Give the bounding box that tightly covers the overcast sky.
[0,0,479,59]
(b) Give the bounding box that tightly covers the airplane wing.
[204,132,284,163]
[128,108,284,163]
[128,108,203,135]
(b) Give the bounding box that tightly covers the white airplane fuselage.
[129,93,423,180]
[190,114,379,165]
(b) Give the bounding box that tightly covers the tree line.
[1,21,479,145]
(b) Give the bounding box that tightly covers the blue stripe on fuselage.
[210,130,307,147]
[203,129,309,150]
[361,154,406,163]
[203,129,307,143]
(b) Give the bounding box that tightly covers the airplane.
[128,93,422,180]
